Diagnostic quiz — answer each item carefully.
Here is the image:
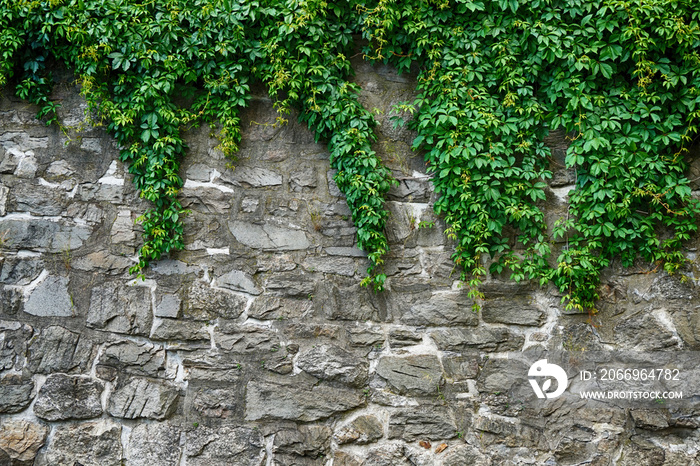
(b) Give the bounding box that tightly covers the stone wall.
[0,59,699,465]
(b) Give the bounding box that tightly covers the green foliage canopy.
[1,0,699,310]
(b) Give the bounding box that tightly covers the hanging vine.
[1,0,699,309]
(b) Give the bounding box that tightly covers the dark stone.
[0,374,34,414]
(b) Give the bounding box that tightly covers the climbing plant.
[1,0,699,310]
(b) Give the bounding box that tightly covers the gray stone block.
[375,355,444,396]
[33,373,104,421]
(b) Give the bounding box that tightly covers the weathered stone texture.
[0,60,698,466]
[33,373,104,421]
[245,376,365,421]
[0,420,48,465]
[108,378,179,420]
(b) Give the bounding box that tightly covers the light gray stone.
[186,163,214,182]
[334,415,384,445]
[71,250,133,275]
[0,185,8,216]
[87,284,152,336]
[325,246,367,257]
[229,220,310,250]
[225,166,282,187]
[265,270,316,297]
[24,275,73,317]
[375,355,444,396]
[185,281,247,320]
[108,378,179,420]
[302,256,358,276]
[33,373,104,421]
[296,344,369,387]
[190,386,240,418]
[245,376,365,421]
[215,270,262,295]
[126,423,182,466]
[0,375,34,414]
[0,218,91,251]
[155,293,181,318]
[38,420,122,466]
[110,209,136,244]
[27,325,94,374]
[614,312,681,351]
[0,420,48,465]
[185,425,265,466]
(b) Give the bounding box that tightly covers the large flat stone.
[388,407,458,441]
[481,296,546,326]
[108,378,179,420]
[126,423,182,466]
[38,420,122,466]
[375,354,444,396]
[0,420,48,465]
[296,344,369,387]
[0,218,91,252]
[215,270,263,295]
[245,376,365,421]
[97,339,166,378]
[0,374,34,414]
[87,284,152,336]
[23,274,73,317]
[33,373,104,421]
[185,425,265,466]
[184,281,248,320]
[401,292,479,326]
[430,327,525,352]
[229,220,310,250]
[27,325,94,374]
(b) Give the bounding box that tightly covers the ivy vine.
[1,0,699,310]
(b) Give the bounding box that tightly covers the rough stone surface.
[229,220,310,250]
[334,415,384,445]
[27,325,93,373]
[38,420,122,466]
[126,423,182,466]
[375,354,444,396]
[87,284,152,336]
[296,344,369,387]
[0,420,48,464]
[481,296,546,326]
[97,339,166,377]
[388,407,458,441]
[245,376,365,421]
[0,374,34,414]
[108,378,179,420]
[0,62,698,466]
[33,373,104,421]
[23,274,73,317]
[185,425,266,466]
